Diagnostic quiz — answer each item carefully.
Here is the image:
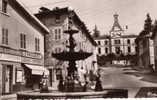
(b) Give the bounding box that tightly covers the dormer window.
[97,41,101,45]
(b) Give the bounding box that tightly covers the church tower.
[110,13,124,37]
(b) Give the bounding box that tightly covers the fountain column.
[67,32,77,78]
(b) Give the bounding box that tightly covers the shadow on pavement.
[123,70,157,84]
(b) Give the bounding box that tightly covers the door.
[4,65,13,94]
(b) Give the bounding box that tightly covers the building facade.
[0,0,49,95]
[94,14,137,65]
[136,30,154,70]
[135,14,155,71]
[35,7,97,87]
[152,21,157,72]
[94,35,110,56]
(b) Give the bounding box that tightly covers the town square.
[1,0,157,99]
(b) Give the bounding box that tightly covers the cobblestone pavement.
[100,66,157,97]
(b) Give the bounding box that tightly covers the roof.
[121,34,138,38]
[8,0,49,35]
[94,34,137,40]
[94,35,110,40]
[35,7,69,18]
[35,7,97,46]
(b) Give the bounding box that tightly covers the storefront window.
[16,70,23,83]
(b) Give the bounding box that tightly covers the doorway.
[2,64,13,94]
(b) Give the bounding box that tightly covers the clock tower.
[109,13,124,56]
[110,13,124,38]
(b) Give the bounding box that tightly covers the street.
[3,66,157,99]
[100,66,157,97]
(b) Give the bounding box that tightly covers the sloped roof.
[121,34,138,38]
[94,35,110,40]
[8,0,49,35]
[94,34,137,40]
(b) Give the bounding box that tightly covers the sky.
[20,0,157,35]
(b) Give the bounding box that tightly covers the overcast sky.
[20,0,157,35]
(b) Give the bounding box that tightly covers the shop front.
[22,64,49,90]
[0,62,22,95]
[0,62,49,95]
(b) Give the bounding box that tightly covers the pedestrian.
[149,64,154,73]
[40,76,49,93]
[95,69,103,91]
[83,74,88,92]
[58,75,64,91]
[95,75,103,91]
[78,67,86,86]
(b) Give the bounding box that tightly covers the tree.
[152,20,157,33]
[93,25,100,38]
[144,13,152,33]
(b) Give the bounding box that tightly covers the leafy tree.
[152,20,157,33]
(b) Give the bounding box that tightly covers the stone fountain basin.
[17,89,128,99]
[52,52,92,61]
[17,90,108,99]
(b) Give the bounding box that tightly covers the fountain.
[52,26,92,92]
[51,10,95,92]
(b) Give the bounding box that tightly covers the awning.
[24,64,49,75]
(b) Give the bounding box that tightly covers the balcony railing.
[0,46,42,59]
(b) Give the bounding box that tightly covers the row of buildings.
[95,12,157,72]
[0,0,97,95]
[94,13,137,65]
